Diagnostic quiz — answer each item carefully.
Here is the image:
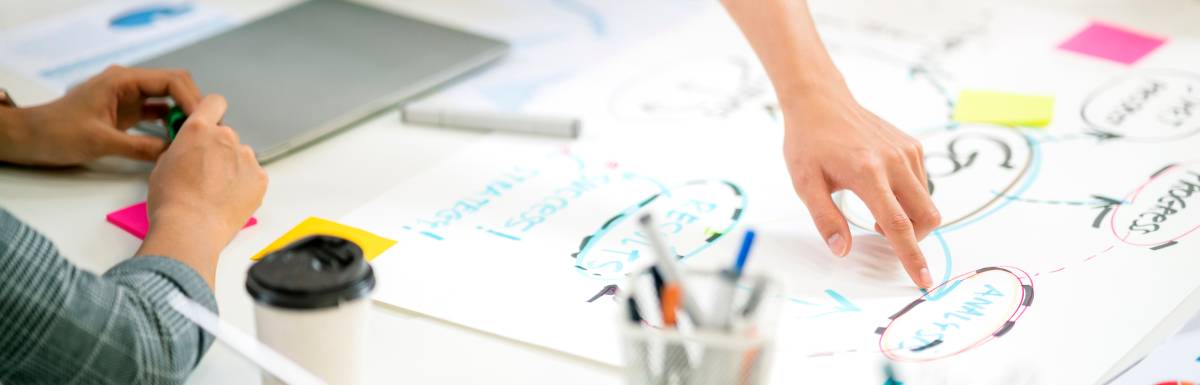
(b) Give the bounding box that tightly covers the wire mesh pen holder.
[616,270,782,385]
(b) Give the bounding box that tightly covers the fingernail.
[918,267,933,288]
[826,233,847,257]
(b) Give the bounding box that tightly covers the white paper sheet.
[0,1,236,91]
[344,1,1200,384]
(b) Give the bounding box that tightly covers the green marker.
[166,106,187,141]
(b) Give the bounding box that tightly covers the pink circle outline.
[1110,163,1200,247]
[877,266,1033,362]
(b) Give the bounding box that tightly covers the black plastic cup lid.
[247,235,376,309]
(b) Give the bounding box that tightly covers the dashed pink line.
[1033,244,1118,276]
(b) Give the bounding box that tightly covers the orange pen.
[661,283,681,327]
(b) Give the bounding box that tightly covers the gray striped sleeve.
[0,209,217,385]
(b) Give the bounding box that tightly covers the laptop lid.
[138,0,508,161]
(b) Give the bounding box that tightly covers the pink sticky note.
[106,201,258,239]
[1058,21,1166,65]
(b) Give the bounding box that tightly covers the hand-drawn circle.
[837,126,1035,232]
[1110,161,1200,247]
[1081,70,1200,142]
[573,180,747,280]
[877,266,1034,362]
[608,55,772,121]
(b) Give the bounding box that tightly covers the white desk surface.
[1,1,1197,384]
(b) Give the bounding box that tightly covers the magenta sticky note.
[106,201,258,239]
[1058,21,1166,65]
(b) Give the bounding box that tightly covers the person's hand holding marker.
[139,94,268,287]
[722,0,940,288]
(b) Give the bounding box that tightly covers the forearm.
[721,0,849,102]
[0,105,28,163]
[137,206,234,288]
[0,209,216,385]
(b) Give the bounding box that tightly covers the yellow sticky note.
[952,90,1055,127]
[251,217,396,261]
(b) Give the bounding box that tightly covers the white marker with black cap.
[401,105,581,138]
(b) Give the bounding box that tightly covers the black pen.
[741,277,768,318]
[627,297,643,324]
[649,266,665,297]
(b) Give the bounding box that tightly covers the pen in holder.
[616,269,782,385]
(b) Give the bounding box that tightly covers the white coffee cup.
[247,235,376,385]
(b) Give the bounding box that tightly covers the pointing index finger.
[857,180,933,288]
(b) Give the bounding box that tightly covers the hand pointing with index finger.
[720,0,943,289]
[784,93,941,289]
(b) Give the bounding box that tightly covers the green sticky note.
[952,90,1055,128]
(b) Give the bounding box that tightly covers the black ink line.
[1091,195,1123,229]
[993,321,1017,337]
[1151,164,1177,179]
[600,213,624,230]
[1085,131,1122,141]
[889,299,925,320]
[1150,240,1179,250]
[910,339,943,352]
[637,194,660,208]
[1021,285,1035,306]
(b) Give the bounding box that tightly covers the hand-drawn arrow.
[1039,131,1122,143]
[1091,195,1124,229]
[1086,131,1122,141]
[789,289,861,319]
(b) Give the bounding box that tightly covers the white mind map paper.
[342,2,1200,384]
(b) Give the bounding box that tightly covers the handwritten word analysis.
[877,267,1033,362]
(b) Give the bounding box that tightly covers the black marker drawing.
[840,126,1033,232]
[586,284,619,303]
[1091,195,1124,229]
[925,133,1015,178]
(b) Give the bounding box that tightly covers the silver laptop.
[138,0,508,162]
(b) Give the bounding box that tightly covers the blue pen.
[713,229,757,330]
[699,229,758,384]
[733,229,757,275]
